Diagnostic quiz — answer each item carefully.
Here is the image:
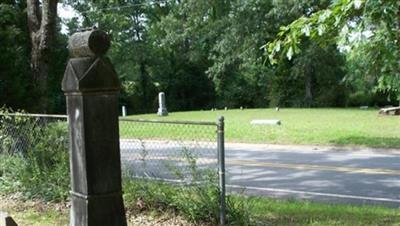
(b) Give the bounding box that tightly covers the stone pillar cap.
[62,57,120,93]
[68,27,110,58]
[62,28,120,93]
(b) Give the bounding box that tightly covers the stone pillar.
[62,28,127,226]
[0,212,18,226]
[157,92,168,116]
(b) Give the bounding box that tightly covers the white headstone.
[250,119,281,125]
[157,92,168,116]
[122,106,127,117]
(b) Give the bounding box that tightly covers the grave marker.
[62,27,127,226]
[250,119,281,125]
[157,92,168,116]
[122,106,127,117]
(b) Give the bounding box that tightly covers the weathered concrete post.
[62,28,127,226]
[157,92,168,116]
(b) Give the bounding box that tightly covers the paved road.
[120,140,400,207]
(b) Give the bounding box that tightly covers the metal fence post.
[217,116,226,226]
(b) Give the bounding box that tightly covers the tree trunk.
[139,61,148,110]
[27,0,58,112]
[304,66,313,107]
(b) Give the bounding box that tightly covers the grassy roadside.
[0,195,193,226]
[2,108,400,225]
[2,192,400,226]
[0,195,68,226]
[122,179,400,225]
[122,108,400,148]
[249,197,400,225]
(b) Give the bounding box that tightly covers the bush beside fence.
[0,111,69,201]
[0,112,248,225]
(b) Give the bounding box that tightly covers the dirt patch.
[0,193,68,214]
[128,212,197,226]
[1,194,206,226]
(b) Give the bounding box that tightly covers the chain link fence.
[0,113,68,155]
[119,118,227,224]
[0,114,222,182]
[0,113,226,224]
[119,118,219,182]
[119,117,226,224]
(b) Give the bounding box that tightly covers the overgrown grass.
[122,144,251,225]
[123,178,252,225]
[0,110,247,224]
[122,108,400,148]
[3,175,400,225]
[249,196,400,225]
[0,196,69,226]
[123,179,400,225]
[0,118,69,201]
[2,108,400,225]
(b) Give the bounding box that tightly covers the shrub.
[122,147,252,225]
[0,109,34,155]
[0,111,69,201]
[123,178,252,225]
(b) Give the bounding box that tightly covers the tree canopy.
[266,0,400,101]
[0,0,397,113]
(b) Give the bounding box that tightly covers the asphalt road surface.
[120,140,400,207]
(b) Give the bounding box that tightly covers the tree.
[27,0,58,111]
[65,0,162,113]
[269,0,343,106]
[62,0,349,110]
[0,1,32,109]
[66,1,217,112]
[266,0,400,101]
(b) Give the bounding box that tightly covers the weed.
[123,146,252,225]
[0,110,69,201]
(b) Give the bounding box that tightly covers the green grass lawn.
[0,196,68,226]
[121,108,400,148]
[3,193,400,226]
[249,196,400,226]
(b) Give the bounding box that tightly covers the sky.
[58,4,79,34]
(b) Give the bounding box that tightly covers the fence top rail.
[0,113,68,119]
[0,113,218,126]
[119,118,217,126]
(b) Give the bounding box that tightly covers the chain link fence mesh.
[0,113,68,156]
[0,114,220,185]
[119,119,219,183]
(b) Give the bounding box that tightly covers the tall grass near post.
[0,109,70,201]
[122,146,252,225]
